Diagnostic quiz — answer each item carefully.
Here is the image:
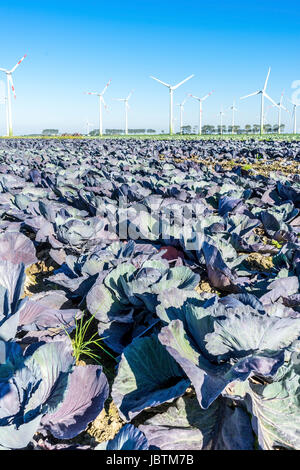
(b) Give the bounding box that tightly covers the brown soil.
[245,252,274,271]
[195,280,219,295]
[174,156,300,177]
[253,227,270,245]
[23,260,56,297]
[23,245,60,297]
[87,400,123,443]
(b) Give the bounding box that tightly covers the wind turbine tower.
[219,107,225,135]
[150,74,194,135]
[240,67,279,135]
[176,96,189,134]
[114,90,134,135]
[189,91,214,135]
[85,79,111,137]
[229,101,237,134]
[275,92,288,134]
[290,101,300,134]
[0,54,27,137]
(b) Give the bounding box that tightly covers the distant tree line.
[87,129,157,135]
[42,129,59,136]
[128,129,156,134]
[179,124,285,134]
[40,124,286,136]
[104,129,124,135]
[180,126,199,135]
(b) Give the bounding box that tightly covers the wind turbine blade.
[263,67,271,91]
[113,98,126,101]
[0,68,7,72]
[150,76,170,87]
[101,79,111,95]
[173,74,194,90]
[201,94,210,101]
[127,89,134,100]
[264,92,280,108]
[189,94,200,100]
[102,98,109,111]
[10,54,27,73]
[85,92,99,95]
[178,98,187,107]
[201,90,214,101]
[240,91,260,100]
[8,75,16,99]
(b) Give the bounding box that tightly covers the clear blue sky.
[0,0,299,134]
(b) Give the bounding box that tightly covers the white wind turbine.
[0,97,8,137]
[176,96,189,134]
[240,67,279,135]
[229,100,237,134]
[113,90,134,135]
[85,119,93,136]
[219,108,225,135]
[290,100,300,134]
[85,79,111,137]
[0,54,27,137]
[0,81,8,137]
[189,90,214,135]
[0,96,5,136]
[274,92,288,134]
[264,103,273,125]
[150,74,194,135]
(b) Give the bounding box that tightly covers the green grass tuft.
[63,313,116,364]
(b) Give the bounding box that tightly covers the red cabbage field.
[0,137,299,451]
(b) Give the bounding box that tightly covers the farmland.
[0,137,299,450]
[3,133,300,141]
